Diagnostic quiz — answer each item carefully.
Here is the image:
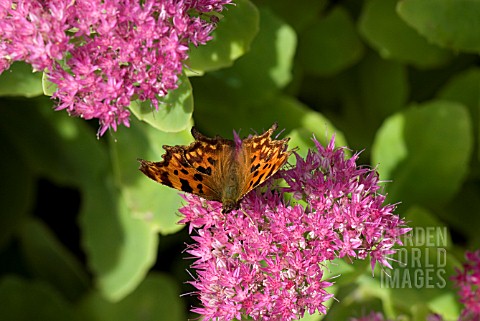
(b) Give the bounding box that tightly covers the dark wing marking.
[240,123,291,196]
[138,145,219,201]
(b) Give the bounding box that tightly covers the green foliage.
[372,100,472,209]
[78,273,185,321]
[1,0,479,320]
[19,218,90,301]
[0,276,82,321]
[298,7,364,76]
[187,0,260,74]
[0,62,44,97]
[359,0,451,68]
[398,0,480,53]
[129,74,194,133]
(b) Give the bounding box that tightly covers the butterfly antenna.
[276,127,286,139]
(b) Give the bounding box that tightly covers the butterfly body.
[138,123,291,213]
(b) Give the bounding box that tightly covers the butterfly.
[138,123,292,213]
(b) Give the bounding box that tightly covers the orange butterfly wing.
[239,123,291,197]
[138,127,234,202]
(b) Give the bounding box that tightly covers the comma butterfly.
[138,123,291,213]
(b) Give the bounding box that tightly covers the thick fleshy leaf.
[0,134,33,248]
[206,7,296,98]
[186,0,259,73]
[359,0,451,68]
[0,97,108,186]
[19,218,90,301]
[397,0,480,53]
[78,273,185,321]
[0,276,82,321]
[129,74,193,133]
[111,117,192,235]
[438,68,480,163]
[42,71,57,96]
[0,99,74,184]
[323,258,368,287]
[259,0,327,33]
[439,182,480,246]
[372,100,472,208]
[327,51,408,152]
[80,180,158,301]
[325,275,391,321]
[0,62,43,97]
[358,53,409,123]
[298,7,364,76]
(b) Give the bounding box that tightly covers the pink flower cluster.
[0,0,230,135]
[179,136,410,321]
[452,250,480,320]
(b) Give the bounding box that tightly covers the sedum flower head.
[179,136,410,321]
[452,250,480,320]
[0,0,230,135]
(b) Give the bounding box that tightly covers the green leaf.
[323,258,368,287]
[0,134,34,248]
[438,68,480,116]
[129,74,193,133]
[38,102,110,186]
[78,273,185,321]
[428,292,461,321]
[358,52,409,124]
[0,98,77,184]
[111,117,191,235]
[326,276,390,321]
[329,51,408,152]
[372,100,473,208]
[19,218,90,301]
[42,71,57,96]
[0,97,108,186]
[186,0,260,74]
[438,68,480,164]
[80,179,158,302]
[439,182,480,246]
[402,206,452,250]
[397,0,480,53]
[298,7,364,76]
[0,276,82,321]
[259,0,328,33]
[0,62,44,97]
[355,276,396,316]
[207,7,296,98]
[359,0,451,68]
